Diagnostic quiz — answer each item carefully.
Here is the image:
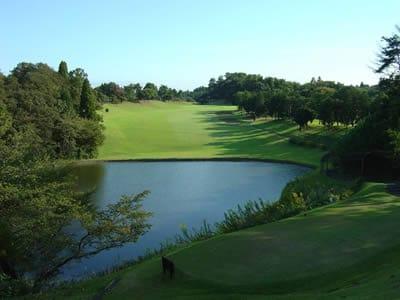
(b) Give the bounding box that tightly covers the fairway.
[98,101,323,166]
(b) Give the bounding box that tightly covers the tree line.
[191,72,375,130]
[95,81,193,102]
[96,72,376,132]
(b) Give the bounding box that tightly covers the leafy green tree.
[158,84,175,101]
[336,26,400,166]
[236,91,267,120]
[124,83,141,102]
[235,91,252,112]
[191,86,209,104]
[96,82,125,102]
[266,91,291,119]
[141,83,158,100]
[293,106,315,130]
[0,138,151,287]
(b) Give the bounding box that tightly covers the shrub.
[280,172,352,210]
[175,220,214,243]
[217,172,353,233]
[216,200,273,233]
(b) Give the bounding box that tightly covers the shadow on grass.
[196,109,319,162]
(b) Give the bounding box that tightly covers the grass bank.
[43,182,400,299]
[98,101,343,167]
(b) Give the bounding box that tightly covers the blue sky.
[1,0,399,89]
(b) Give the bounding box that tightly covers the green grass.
[98,101,329,166]
[45,183,400,299]
[289,120,348,150]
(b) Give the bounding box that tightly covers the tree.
[375,25,400,76]
[69,68,88,110]
[190,86,209,104]
[293,107,315,130]
[0,139,151,287]
[58,61,69,79]
[79,79,96,119]
[335,26,400,167]
[141,83,158,100]
[59,87,73,114]
[124,83,141,102]
[96,82,125,102]
[236,91,266,120]
[158,85,174,101]
[266,91,291,119]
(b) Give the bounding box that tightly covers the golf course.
[3,3,400,299]
[41,101,400,299]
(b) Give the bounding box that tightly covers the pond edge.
[84,157,316,169]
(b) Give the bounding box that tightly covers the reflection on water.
[72,162,105,194]
[61,161,310,280]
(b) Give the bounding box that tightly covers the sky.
[1,0,399,90]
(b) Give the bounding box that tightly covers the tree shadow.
[196,109,318,162]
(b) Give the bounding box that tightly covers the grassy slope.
[98,101,328,166]
[48,183,400,299]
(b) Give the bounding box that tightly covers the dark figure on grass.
[162,256,175,278]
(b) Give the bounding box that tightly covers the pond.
[61,161,310,280]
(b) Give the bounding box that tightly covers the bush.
[175,220,214,243]
[216,172,353,233]
[216,200,273,233]
[280,172,352,209]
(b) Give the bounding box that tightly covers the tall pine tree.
[58,61,69,79]
[79,79,96,119]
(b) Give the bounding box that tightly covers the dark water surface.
[61,161,310,279]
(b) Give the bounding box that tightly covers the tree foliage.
[293,106,315,130]
[79,79,97,120]
[189,72,373,129]
[1,63,103,159]
[335,26,400,166]
[95,81,189,103]
[0,61,151,295]
[58,61,68,79]
[376,25,400,75]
